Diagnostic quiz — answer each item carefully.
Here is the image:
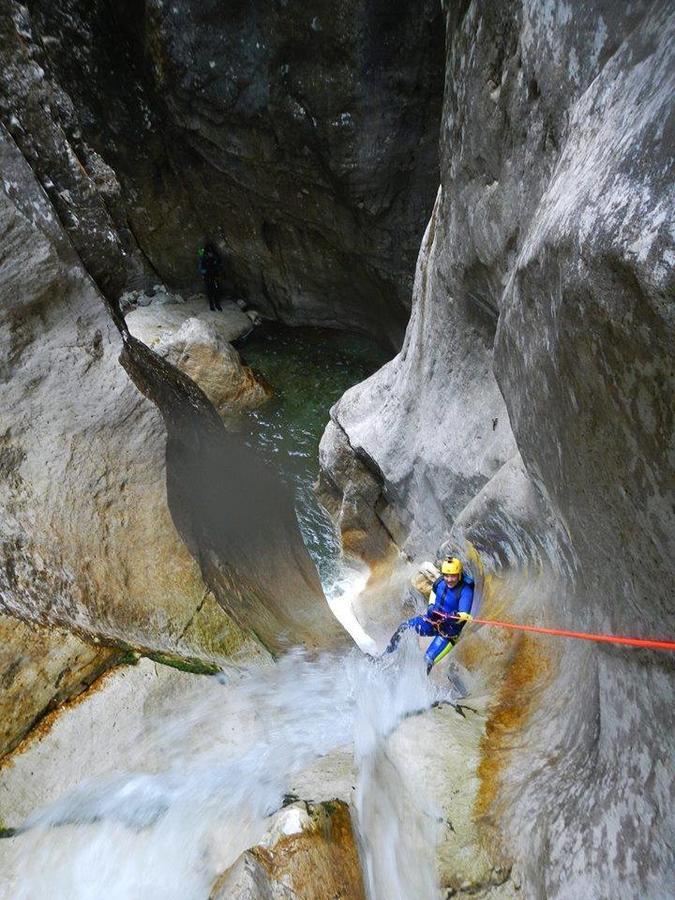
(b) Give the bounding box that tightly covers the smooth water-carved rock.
[321,3,674,896]
[0,658,218,826]
[358,700,518,899]
[0,0,347,670]
[317,419,396,565]
[0,117,341,782]
[0,614,119,759]
[0,126,251,665]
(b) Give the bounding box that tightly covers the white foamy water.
[3,634,449,900]
[325,560,379,655]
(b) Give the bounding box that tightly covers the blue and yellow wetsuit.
[385,575,474,670]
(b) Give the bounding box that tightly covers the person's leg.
[424,635,457,674]
[384,616,435,654]
[205,277,216,310]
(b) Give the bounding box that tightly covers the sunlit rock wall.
[321,2,674,896]
[0,0,349,758]
[0,124,256,665]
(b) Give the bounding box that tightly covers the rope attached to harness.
[451,615,675,651]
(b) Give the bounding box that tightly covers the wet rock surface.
[0,46,344,762]
[210,800,365,900]
[0,0,672,897]
[365,698,518,899]
[321,2,674,897]
[126,297,272,418]
[0,614,119,759]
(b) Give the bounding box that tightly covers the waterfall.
[3,630,452,900]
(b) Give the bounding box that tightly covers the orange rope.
[452,615,675,651]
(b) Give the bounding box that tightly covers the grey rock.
[0,123,256,672]
[321,2,675,897]
[0,1,347,668]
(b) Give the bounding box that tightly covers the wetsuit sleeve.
[459,584,474,615]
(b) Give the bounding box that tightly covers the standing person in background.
[384,557,474,673]
[198,241,223,311]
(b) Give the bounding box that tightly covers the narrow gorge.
[0,2,673,899]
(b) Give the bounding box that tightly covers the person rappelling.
[384,557,474,674]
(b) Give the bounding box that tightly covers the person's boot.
[209,302,216,311]
[426,660,433,676]
[215,302,223,311]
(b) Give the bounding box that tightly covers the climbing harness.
[449,614,675,651]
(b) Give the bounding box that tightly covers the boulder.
[127,305,271,417]
[317,420,396,565]
[210,800,365,900]
[125,294,253,346]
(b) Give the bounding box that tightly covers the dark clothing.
[204,275,220,310]
[198,245,223,310]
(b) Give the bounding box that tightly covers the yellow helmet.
[441,558,462,576]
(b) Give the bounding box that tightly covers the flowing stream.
[7,644,447,899]
[234,323,390,585]
[1,325,448,899]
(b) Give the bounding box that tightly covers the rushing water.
[6,644,448,899]
[1,325,450,899]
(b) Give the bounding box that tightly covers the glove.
[456,612,473,623]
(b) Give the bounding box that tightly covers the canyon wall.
[24,0,444,343]
[0,0,672,895]
[321,1,674,896]
[0,0,348,757]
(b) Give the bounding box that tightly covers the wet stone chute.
[1,649,457,900]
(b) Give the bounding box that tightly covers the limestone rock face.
[0,120,343,663]
[0,615,119,758]
[321,3,674,897]
[0,658,210,826]
[0,1,153,300]
[358,700,518,899]
[126,301,271,418]
[0,0,348,678]
[317,420,396,565]
[0,124,261,677]
[23,0,444,344]
[210,800,365,900]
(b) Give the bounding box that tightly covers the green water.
[235,323,391,585]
